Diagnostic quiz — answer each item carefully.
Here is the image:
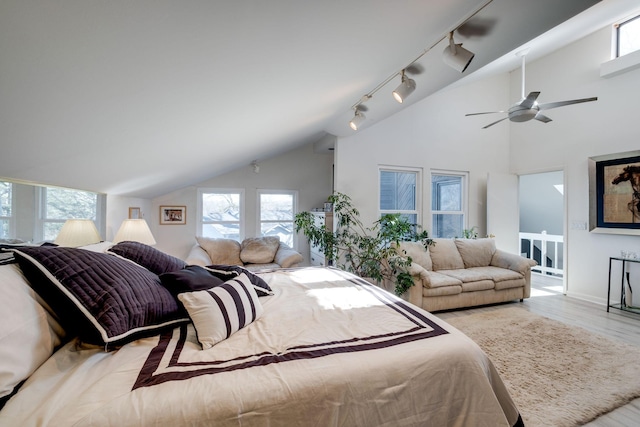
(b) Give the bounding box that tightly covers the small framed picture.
[128,207,141,219]
[160,205,186,225]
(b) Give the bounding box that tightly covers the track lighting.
[347,0,491,130]
[442,32,474,73]
[392,70,416,103]
[349,110,365,131]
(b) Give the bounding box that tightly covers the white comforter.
[0,267,519,426]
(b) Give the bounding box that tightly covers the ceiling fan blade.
[520,91,541,109]
[465,111,505,116]
[538,97,597,111]
[534,113,552,123]
[482,117,510,129]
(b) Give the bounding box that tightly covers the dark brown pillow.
[12,247,188,347]
[159,265,225,295]
[107,241,187,275]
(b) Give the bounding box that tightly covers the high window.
[198,189,244,241]
[431,171,468,238]
[0,181,13,239]
[616,14,640,57]
[258,190,297,247]
[37,186,101,241]
[379,167,420,225]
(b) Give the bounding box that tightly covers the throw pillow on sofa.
[196,237,243,265]
[454,238,496,268]
[240,236,280,264]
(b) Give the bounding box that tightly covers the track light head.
[442,32,474,73]
[349,110,365,131]
[392,70,416,103]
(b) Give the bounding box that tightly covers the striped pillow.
[178,273,264,349]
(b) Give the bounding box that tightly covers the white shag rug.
[445,307,640,427]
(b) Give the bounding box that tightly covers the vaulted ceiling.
[1,0,635,198]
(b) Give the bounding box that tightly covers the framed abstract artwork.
[589,150,640,235]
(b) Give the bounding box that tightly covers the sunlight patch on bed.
[306,287,384,310]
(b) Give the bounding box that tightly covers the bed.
[0,242,523,426]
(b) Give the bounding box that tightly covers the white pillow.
[178,273,263,349]
[0,264,65,401]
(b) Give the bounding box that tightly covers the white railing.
[519,231,564,277]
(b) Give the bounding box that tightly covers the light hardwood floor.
[435,274,640,426]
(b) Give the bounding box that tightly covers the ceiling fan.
[466,51,597,129]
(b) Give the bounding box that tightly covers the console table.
[607,256,640,314]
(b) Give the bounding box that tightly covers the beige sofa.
[398,238,536,312]
[185,236,303,271]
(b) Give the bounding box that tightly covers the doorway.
[519,171,565,289]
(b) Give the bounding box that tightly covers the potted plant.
[295,192,433,296]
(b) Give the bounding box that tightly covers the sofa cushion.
[460,280,495,292]
[422,270,463,288]
[429,239,465,270]
[454,238,496,268]
[240,236,280,264]
[423,285,462,297]
[494,278,526,291]
[470,266,523,282]
[196,237,243,266]
[398,241,432,271]
[438,268,493,283]
[273,243,304,268]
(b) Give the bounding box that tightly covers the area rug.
[445,307,640,427]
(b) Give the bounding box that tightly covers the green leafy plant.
[295,192,433,296]
[461,226,478,239]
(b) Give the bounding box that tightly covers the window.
[0,181,13,239]
[379,167,420,225]
[431,171,468,238]
[199,189,244,241]
[258,190,297,247]
[616,14,640,57]
[38,187,100,241]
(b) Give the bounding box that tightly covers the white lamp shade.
[54,219,102,247]
[349,111,365,130]
[442,43,474,73]
[113,219,156,245]
[392,77,416,103]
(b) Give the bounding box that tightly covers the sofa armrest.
[185,244,212,267]
[274,243,304,268]
[490,249,537,274]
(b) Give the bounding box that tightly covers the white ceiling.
[1,0,637,198]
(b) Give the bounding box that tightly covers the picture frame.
[589,150,640,235]
[128,207,141,219]
[160,205,186,225]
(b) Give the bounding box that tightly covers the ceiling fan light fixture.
[349,110,365,131]
[392,70,416,103]
[442,32,474,73]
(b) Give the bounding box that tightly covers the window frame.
[34,186,104,242]
[0,181,15,239]
[256,189,298,249]
[430,170,469,238]
[378,166,422,227]
[616,13,640,58]
[197,188,245,241]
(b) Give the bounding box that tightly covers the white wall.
[334,72,512,241]
[509,27,640,304]
[151,143,334,260]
